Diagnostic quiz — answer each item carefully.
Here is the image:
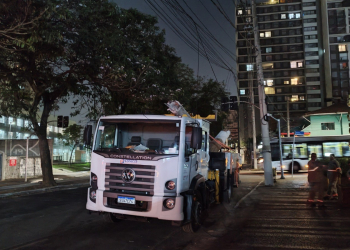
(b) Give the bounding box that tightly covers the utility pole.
[252,0,274,186]
[248,45,257,169]
[287,98,290,137]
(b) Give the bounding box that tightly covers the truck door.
[197,130,209,179]
[185,126,199,186]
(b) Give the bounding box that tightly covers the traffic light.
[63,116,69,128]
[57,116,63,127]
[230,96,238,110]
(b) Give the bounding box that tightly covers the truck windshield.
[93,120,181,155]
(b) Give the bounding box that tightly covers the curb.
[0,182,89,199]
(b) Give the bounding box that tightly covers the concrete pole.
[287,99,290,137]
[252,0,273,186]
[248,46,257,169]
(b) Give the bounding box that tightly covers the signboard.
[295,131,304,136]
[9,157,17,167]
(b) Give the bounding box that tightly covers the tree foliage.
[0,0,230,186]
[0,0,164,186]
[57,124,83,166]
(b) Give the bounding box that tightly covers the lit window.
[246,9,251,15]
[265,31,271,37]
[240,89,246,95]
[24,120,29,127]
[238,9,243,15]
[300,96,305,100]
[291,62,297,68]
[246,64,254,71]
[297,62,303,68]
[291,95,298,102]
[284,80,290,85]
[339,44,347,52]
[291,78,298,85]
[289,13,295,19]
[8,117,14,125]
[295,13,301,18]
[266,47,272,53]
[0,116,4,124]
[264,87,275,95]
[281,14,286,19]
[17,118,23,127]
[260,32,265,38]
[267,80,274,86]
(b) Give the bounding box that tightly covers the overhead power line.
[144,0,237,80]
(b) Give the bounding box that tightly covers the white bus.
[258,135,350,172]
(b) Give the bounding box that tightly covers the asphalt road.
[1,173,350,250]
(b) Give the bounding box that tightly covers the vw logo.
[122,168,136,183]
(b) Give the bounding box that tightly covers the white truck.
[84,113,235,232]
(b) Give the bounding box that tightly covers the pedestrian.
[307,153,326,208]
[234,158,240,187]
[324,154,342,200]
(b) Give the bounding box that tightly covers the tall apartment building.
[236,0,350,143]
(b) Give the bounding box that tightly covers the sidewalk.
[0,168,90,198]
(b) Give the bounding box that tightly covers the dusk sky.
[114,0,237,95]
[63,0,238,123]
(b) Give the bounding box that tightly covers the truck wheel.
[182,192,204,233]
[103,213,120,223]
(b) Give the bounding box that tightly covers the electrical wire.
[145,0,237,80]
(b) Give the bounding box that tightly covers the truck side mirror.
[191,127,202,150]
[83,125,92,148]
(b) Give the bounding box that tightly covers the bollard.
[272,167,277,182]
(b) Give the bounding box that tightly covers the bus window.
[323,142,343,157]
[341,142,350,156]
[283,143,307,159]
[308,144,322,158]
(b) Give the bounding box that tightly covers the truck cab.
[86,114,212,230]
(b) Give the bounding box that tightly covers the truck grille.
[105,163,155,196]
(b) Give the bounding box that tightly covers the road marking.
[233,180,263,210]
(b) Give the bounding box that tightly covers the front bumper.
[86,188,184,221]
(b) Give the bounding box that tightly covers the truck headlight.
[165,180,176,190]
[164,198,175,209]
[90,190,96,202]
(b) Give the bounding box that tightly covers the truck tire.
[182,192,204,233]
[103,213,120,223]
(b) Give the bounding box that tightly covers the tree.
[0,0,46,51]
[57,124,83,167]
[0,0,162,186]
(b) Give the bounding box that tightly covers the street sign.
[295,131,304,136]
[9,157,17,167]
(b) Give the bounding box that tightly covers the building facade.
[0,115,78,162]
[236,0,350,143]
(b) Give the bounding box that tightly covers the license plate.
[117,196,136,205]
